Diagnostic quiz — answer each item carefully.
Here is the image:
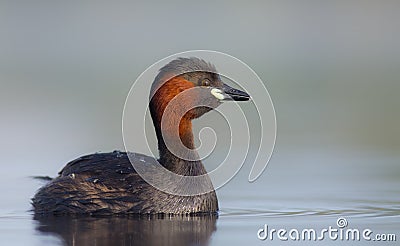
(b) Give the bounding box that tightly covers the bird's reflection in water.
[34,214,217,246]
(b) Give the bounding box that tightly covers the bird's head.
[149,57,250,123]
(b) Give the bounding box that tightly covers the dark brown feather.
[32,151,218,215]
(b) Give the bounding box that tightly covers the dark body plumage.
[33,151,218,215]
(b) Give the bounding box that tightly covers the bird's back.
[32,151,218,215]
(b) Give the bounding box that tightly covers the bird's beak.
[220,83,250,101]
[210,84,251,101]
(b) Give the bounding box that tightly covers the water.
[0,148,398,245]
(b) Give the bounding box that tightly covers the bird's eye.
[201,79,211,87]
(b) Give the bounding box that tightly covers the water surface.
[0,148,398,245]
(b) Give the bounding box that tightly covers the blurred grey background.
[0,1,399,210]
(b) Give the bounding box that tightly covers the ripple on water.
[220,205,400,219]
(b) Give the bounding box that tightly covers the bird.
[32,57,250,215]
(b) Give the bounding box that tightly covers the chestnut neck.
[149,79,207,176]
[152,117,207,176]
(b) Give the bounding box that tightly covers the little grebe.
[32,57,250,215]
